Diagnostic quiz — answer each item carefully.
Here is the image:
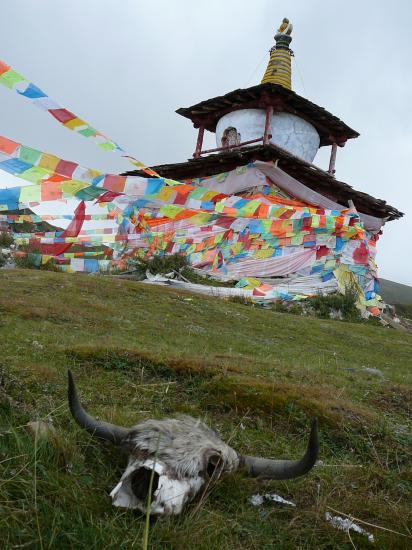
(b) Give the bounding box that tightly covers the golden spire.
[261,18,293,89]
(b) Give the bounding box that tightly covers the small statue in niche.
[221,127,241,149]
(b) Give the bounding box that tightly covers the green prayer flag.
[19,146,42,165]
[0,69,25,89]
[19,166,51,184]
[19,185,41,203]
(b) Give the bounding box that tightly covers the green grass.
[0,269,411,549]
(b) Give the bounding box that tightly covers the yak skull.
[68,370,319,516]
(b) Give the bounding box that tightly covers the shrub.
[126,253,235,287]
[143,253,188,274]
[126,253,188,276]
[14,247,59,271]
[0,231,13,247]
[180,267,235,287]
[308,286,361,321]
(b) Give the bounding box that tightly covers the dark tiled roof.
[122,144,402,221]
[176,83,359,147]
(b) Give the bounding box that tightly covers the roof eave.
[121,144,402,222]
[176,83,359,146]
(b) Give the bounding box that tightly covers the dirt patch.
[372,384,412,416]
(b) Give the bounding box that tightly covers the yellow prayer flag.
[64,118,87,130]
[39,153,60,172]
[61,180,89,196]
[255,248,274,259]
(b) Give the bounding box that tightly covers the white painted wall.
[215,109,320,163]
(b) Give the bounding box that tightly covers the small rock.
[325,512,374,543]
[186,324,206,334]
[329,308,343,320]
[264,493,296,507]
[361,367,384,380]
[249,494,264,506]
[32,340,44,350]
[249,493,296,507]
[27,420,55,440]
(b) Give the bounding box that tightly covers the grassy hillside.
[1,270,411,549]
[380,278,412,306]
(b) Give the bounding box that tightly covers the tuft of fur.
[124,415,239,478]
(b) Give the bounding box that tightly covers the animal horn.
[67,370,130,445]
[239,418,319,479]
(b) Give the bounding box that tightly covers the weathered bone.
[67,370,319,515]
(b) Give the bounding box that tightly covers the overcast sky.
[1,0,411,284]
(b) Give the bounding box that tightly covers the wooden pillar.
[193,126,205,158]
[263,106,273,145]
[328,142,337,175]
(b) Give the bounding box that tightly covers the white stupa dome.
[215,109,320,163]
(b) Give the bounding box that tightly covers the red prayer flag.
[36,200,86,256]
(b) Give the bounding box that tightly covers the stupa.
[125,18,400,223]
[123,18,403,314]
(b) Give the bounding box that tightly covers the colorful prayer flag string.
[0,59,159,177]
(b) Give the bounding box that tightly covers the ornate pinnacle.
[277,18,293,36]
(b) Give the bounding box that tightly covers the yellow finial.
[278,18,293,35]
[261,18,293,89]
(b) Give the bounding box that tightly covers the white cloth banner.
[220,248,316,278]
[255,161,384,232]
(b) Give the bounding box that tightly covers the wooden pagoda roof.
[176,83,359,147]
[123,144,403,221]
